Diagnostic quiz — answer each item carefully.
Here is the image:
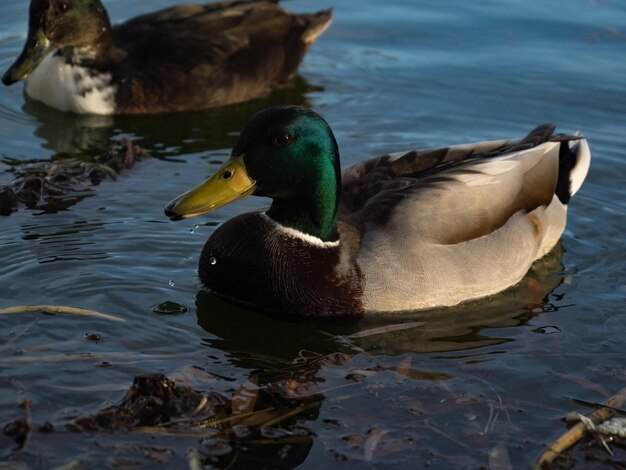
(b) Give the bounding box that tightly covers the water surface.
[0,0,625,468]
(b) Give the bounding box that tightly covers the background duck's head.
[165,106,342,241]
[2,0,111,85]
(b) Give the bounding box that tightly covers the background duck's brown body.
[107,1,332,113]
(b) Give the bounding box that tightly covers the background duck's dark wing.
[111,1,332,112]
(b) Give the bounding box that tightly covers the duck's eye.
[272,133,294,147]
[55,1,70,14]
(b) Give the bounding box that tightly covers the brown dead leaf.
[232,374,259,415]
[278,379,319,398]
[394,356,413,384]
[393,356,454,382]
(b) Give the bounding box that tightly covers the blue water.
[1,0,625,468]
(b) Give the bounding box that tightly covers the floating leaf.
[232,374,259,415]
[394,356,413,384]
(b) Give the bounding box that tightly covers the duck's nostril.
[222,170,232,180]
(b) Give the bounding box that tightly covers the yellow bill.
[164,155,256,221]
[2,29,52,85]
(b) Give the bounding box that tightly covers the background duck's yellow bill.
[2,29,52,85]
[164,155,256,221]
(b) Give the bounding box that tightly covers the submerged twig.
[0,305,125,323]
[155,407,275,429]
[243,435,313,445]
[534,387,626,469]
[423,418,471,450]
[472,375,513,431]
[259,401,320,429]
[135,426,220,438]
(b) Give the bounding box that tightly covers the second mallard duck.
[165,106,591,316]
[2,0,331,114]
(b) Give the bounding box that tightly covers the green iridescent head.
[2,0,111,85]
[165,106,342,242]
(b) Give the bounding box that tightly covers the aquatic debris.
[0,138,148,215]
[66,371,321,435]
[37,372,321,467]
[0,305,125,323]
[232,374,259,415]
[571,413,625,455]
[2,400,31,451]
[531,325,561,335]
[84,332,103,343]
[70,373,223,431]
[534,386,626,468]
[392,355,454,382]
[596,417,626,438]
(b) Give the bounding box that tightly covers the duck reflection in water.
[195,242,567,365]
[1,79,314,214]
[22,77,315,158]
[185,244,568,466]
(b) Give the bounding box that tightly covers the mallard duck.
[164,106,591,316]
[2,0,331,115]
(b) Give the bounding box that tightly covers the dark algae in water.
[1,357,345,468]
[0,138,147,215]
[70,374,220,430]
